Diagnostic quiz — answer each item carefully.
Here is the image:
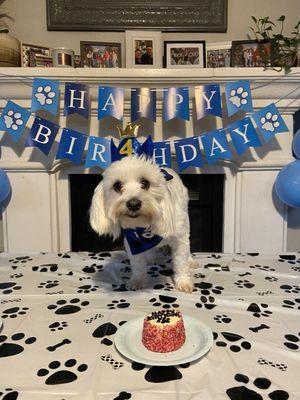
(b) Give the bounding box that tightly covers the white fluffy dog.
[89,155,195,293]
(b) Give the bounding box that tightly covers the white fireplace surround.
[0,67,300,253]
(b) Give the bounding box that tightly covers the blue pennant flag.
[153,141,172,168]
[56,128,87,165]
[131,88,156,122]
[25,116,60,155]
[163,87,189,121]
[227,117,262,156]
[195,84,222,120]
[85,136,111,169]
[201,129,233,165]
[174,137,202,172]
[98,87,124,121]
[225,80,253,117]
[0,101,31,141]
[64,83,90,118]
[252,103,289,143]
[122,227,163,255]
[31,78,60,115]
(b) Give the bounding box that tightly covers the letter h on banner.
[64,83,90,118]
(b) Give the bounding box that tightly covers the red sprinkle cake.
[142,309,186,352]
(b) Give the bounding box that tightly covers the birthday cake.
[142,309,186,353]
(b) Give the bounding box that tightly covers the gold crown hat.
[117,122,140,139]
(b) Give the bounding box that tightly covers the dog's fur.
[89,155,196,292]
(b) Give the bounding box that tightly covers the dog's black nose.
[126,198,142,212]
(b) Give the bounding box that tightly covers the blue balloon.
[275,160,300,207]
[292,128,300,159]
[0,169,11,203]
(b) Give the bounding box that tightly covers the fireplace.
[70,174,224,253]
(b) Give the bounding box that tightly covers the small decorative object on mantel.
[52,47,74,67]
[249,15,300,73]
[0,0,21,67]
[46,0,227,32]
[163,41,206,68]
[80,41,121,68]
[206,42,231,68]
[126,31,162,68]
[21,43,51,67]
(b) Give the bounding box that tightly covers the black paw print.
[214,314,231,324]
[9,256,32,265]
[213,332,251,352]
[77,285,99,293]
[112,283,128,292]
[82,264,104,273]
[93,321,126,346]
[49,321,68,331]
[131,361,190,383]
[250,264,275,272]
[113,392,132,400]
[194,282,224,295]
[57,253,71,258]
[279,254,298,264]
[0,282,22,295]
[258,357,287,371]
[291,265,300,272]
[1,306,29,319]
[265,276,278,282]
[100,354,124,369]
[234,280,255,289]
[283,332,300,350]
[149,295,179,309]
[38,280,59,289]
[153,282,174,291]
[0,388,19,400]
[147,266,159,278]
[226,373,289,400]
[47,298,89,314]
[120,265,131,273]
[88,252,111,260]
[280,284,300,294]
[107,299,130,309]
[195,295,216,310]
[9,273,23,279]
[282,298,300,310]
[32,264,58,273]
[84,313,103,324]
[247,303,272,318]
[0,333,36,358]
[37,359,88,385]
[193,272,206,279]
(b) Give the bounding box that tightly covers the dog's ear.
[89,181,120,239]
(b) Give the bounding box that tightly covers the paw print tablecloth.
[0,252,299,400]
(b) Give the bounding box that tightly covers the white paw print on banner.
[35,85,56,106]
[260,112,280,132]
[229,86,249,108]
[4,110,24,130]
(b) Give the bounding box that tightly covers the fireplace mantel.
[1,67,300,253]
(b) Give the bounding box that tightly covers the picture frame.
[21,43,51,67]
[125,31,162,68]
[231,40,272,68]
[164,41,206,68]
[80,41,122,68]
[206,41,231,68]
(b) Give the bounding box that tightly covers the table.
[0,251,299,399]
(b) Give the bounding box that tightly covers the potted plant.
[249,15,300,73]
[0,0,21,67]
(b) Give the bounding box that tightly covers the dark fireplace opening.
[70,174,224,253]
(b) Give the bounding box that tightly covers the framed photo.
[206,42,231,68]
[80,41,121,68]
[125,31,162,68]
[231,40,271,67]
[21,43,51,67]
[164,41,206,68]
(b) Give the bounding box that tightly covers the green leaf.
[278,15,286,22]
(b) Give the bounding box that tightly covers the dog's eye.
[113,181,123,193]
[141,178,150,190]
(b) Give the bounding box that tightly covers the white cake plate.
[114,315,213,366]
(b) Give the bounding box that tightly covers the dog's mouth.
[125,211,140,219]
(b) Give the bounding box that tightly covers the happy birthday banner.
[0,78,289,172]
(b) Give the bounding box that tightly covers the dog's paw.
[189,257,199,269]
[127,276,147,291]
[174,276,194,293]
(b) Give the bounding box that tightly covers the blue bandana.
[122,227,163,255]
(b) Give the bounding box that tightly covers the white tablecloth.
[0,251,299,399]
